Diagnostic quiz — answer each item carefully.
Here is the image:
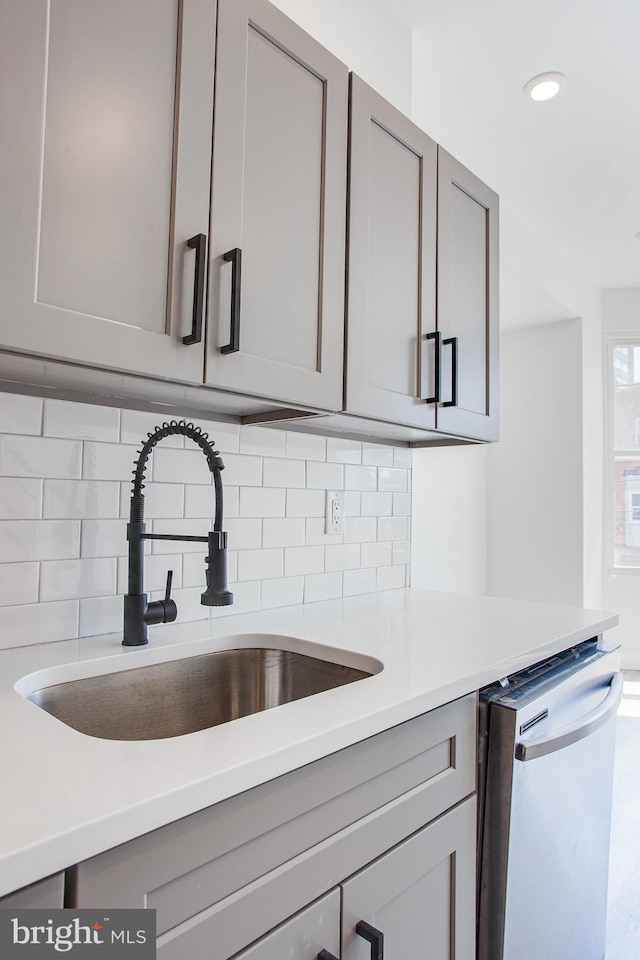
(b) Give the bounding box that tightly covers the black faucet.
[123,420,233,646]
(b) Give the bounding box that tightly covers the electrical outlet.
[325,490,344,534]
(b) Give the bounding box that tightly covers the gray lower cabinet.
[0,873,65,909]
[231,890,340,960]
[72,695,477,960]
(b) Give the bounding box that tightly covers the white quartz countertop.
[0,588,618,897]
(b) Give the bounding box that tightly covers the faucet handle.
[164,569,174,604]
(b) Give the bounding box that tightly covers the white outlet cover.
[325,490,344,534]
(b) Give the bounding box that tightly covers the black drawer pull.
[356,920,384,959]
[443,335,458,407]
[424,330,440,404]
[220,247,242,354]
[182,233,206,345]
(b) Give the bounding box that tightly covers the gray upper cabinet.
[436,147,499,442]
[205,0,348,412]
[0,0,215,383]
[345,75,438,430]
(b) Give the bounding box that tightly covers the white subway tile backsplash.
[361,492,393,517]
[326,438,361,464]
[0,520,79,562]
[361,541,393,568]
[304,518,343,546]
[44,399,120,442]
[376,565,406,591]
[0,599,78,649]
[224,518,262,550]
[184,484,224,519]
[263,457,305,489]
[239,487,285,518]
[81,519,128,559]
[392,493,412,517]
[284,545,324,577]
[44,480,119,520]
[119,482,184,520]
[261,576,304,609]
[306,461,344,490]
[83,442,140,482]
[151,447,212,485]
[0,393,42,436]
[343,568,376,597]
[378,467,408,492]
[304,572,342,603]
[0,396,411,643]
[79,595,122,638]
[239,426,285,458]
[262,518,305,548]
[343,516,377,543]
[345,464,377,491]
[393,447,412,468]
[0,478,42,519]
[237,548,284,582]
[0,562,39,606]
[120,410,184,448]
[286,489,324,518]
[324,543,360,572]
[393,540,411,565]
[377,517,408,541]
[222,454,262,487]
[0,435,82,479]
[362,443,394,467]
[285,432,326,461]
[40,558,117,602]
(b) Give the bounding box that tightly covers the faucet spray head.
[201,531,234,606]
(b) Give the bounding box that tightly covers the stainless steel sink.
[25,647,372,741]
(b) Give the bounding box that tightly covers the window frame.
[606,335,640,575]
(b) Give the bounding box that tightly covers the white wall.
[270,0,413,113]
[602,288,640,667]
[487,319,584,606]
[411,445,489,595]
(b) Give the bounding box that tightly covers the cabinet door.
[436,148,499,441]
[205,0,348,411]
[345,75,438,429]
[0,0,213,383]
[231,890,340,960]
[0,874,64,909]
[341,797,476,960]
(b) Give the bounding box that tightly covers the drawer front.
[0,874,65,909]
[77,694,476,956]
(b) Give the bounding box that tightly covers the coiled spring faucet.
[123,420,233,646]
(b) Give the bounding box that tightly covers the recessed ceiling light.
[523,72,566,102]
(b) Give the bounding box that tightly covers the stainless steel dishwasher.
[477,638,622,960]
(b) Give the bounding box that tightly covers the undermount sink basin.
[25,647,373,741]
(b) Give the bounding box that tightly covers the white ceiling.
[383,0,640,300]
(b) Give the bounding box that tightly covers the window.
[608,340,640,569]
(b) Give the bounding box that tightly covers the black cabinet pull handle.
[443,335,458,407]
[317,952,339,960]
[182,233,206,345]
[356,920,384,959]
[220,247,242,354]
[424,330,440,404]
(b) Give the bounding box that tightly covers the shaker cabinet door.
[341,797,476,960]
[436,148,499,441]
[205,0,348,412]
[345,75,438,429]
[230,890,340,960]
[0,0,214,383]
